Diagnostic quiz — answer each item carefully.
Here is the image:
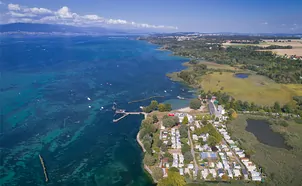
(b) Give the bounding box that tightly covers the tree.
[283,104,293,113]
[143,134,152,143]
[164,103,172,111]
[207,136,219,146]
[181,143,191,154]
[158,103,166,112]
[172,116,179,124]
[182,116,189,124]
[143,141,152,154]
[152,114,159,123]
[198,138,206,146]
[141,117,153,129]
[229,109,238,119]
[151,167,163,180]
[144,153,156,166]
[157,139,163,148]
[273,101,281,113]
[221,174,229,181]
[163,117,176,128]
[150,100,159,110]
[157,171,186,186]
[179,125,188,138]
[184,151,193,163]
[195,114,203,120]
[163,152,173,163]
[161,144,168,152]
[143,106,153,113]
[190,99,201,110]
[180,138,188,144]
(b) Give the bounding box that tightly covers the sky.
[0,0,301,33]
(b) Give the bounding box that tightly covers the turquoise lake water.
[0,36,193,186]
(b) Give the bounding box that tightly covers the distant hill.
[0,23,150,35]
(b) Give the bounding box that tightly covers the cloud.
[24,7,53,14]
[0,1,4,5]
[7,11,36,18]
[8,3,21,11]
[3,3,178,30]
[262,22,268,25]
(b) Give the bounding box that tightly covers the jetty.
[39,154,49,182]
[128,96,164,104]
[113,110,147,122]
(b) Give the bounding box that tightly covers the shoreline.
[136,129,158,183]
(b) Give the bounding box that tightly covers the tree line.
[144,37,302,84]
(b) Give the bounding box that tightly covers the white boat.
[177,96,185,100]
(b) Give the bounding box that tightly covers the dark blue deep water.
[0,36,192,186]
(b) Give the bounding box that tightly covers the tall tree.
[182,116,189,124]
[190,99,201,110]
[149,100,159,110]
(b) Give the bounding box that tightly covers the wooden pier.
[113,110,147,122]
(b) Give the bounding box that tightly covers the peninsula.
[136,34,302,186]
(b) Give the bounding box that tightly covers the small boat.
[177,96,185,100]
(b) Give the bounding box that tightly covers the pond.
[246,120,291,150]
[235,73,249,79]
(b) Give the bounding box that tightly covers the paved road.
[208,101,216,116]
[188,128,199,178]
[221,138,245,169]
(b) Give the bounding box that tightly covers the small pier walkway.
[113,109,147,122]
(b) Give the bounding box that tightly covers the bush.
[294,118,302,124]
[279,120,289,127]
[190,99,201,110]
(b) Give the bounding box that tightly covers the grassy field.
[227,115,302,186]
[200,72,301,105]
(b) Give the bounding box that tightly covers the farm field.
[223,39,302,57]
[199,72,301,105]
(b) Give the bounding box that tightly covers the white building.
[201,169,209,179]
[233,169,241,177]
[209,169,217,178]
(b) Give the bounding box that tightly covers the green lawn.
[200,72,298,106]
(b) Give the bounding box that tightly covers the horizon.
[0,0,301,33]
